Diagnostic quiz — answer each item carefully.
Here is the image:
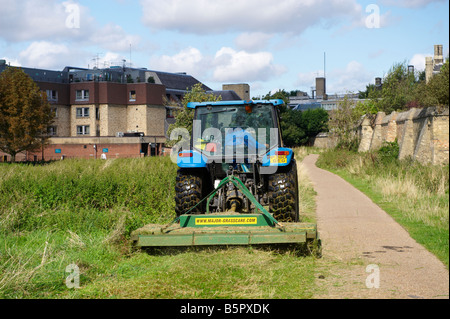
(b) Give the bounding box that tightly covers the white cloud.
[409,53,433,71]
[90,24,141,52]
[379,0,446,8]
[327,61,374,94]
[0,57,21,67]
[0,0,92,42]
[18,41,75,69]
[296,61,374,95]
[10,42,130,71]
[149,46,286,84]
[140,0,362,35]
[213,47,286,82]
[0,0,140,54]
[235,32,274,52]
[149,47,208,76]
[337,6,394,32]
[296,71,321,90]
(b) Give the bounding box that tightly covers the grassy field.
[2,147,447,299]
[0,150,322,299]
[316,148,449,268]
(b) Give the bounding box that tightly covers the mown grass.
[0,151,321,299]
[294,147,321,224]
[316,148,449,268]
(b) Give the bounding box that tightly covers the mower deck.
[131,214,318,248]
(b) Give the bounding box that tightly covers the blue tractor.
[175,99,299,223]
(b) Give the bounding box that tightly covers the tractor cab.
[191,100,282,158]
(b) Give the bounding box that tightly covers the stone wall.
[358,107,449,165]
[312,133,338,149]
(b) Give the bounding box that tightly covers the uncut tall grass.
[0,157,178,235]
[0,157,178,297]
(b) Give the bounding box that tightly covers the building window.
[129,90,136,101]
[76,90,89,101]
[166,108,175,118]
[46,90,58,102]
[47,126,57,136]
[76,107,90,118]
[51,107,58,118]
[77,125,90,136]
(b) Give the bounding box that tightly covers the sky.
[0,0,448,98]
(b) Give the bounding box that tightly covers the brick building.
[0,60,240,162]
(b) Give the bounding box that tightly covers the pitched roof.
[207,90,242,101]
[153,71,211,91]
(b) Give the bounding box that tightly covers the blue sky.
[1,0,448,98]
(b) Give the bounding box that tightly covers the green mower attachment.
[131,176,320,251]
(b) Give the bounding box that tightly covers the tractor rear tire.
[175,169,204,217]
[268,160,299,223]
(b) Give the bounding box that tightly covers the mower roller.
[131,100,320,252]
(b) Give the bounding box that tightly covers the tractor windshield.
[194,104,278,156]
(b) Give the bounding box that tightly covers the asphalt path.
[302,154,449,299]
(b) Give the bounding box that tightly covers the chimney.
[375,77,382,90]
[434,45,444,65]
[316,77,326,100]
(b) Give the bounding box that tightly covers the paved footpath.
[302,154,449,299]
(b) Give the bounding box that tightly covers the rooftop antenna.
[324,52,326,78]
[91,53,103,69]
[130,44,132,68]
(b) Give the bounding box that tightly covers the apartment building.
[0,61,236,161]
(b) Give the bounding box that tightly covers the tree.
[329,95,360,150]
[301,108,329,140]
[421,59,449,108]
[369,61,417,113]
[263,89,290,113]
[280,108,329,147]
[280,109,306,147]
[353,99,379,119]
[166,83,222,147]
[0,68,54,162]
[358,84,376,99]
[263,90,328,147]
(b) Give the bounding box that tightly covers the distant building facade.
[425,44,445,84]
[0,61,240,162]
[289,75,365,112]
[222,84,250,100]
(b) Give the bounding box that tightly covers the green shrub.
[377,141,400,163]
